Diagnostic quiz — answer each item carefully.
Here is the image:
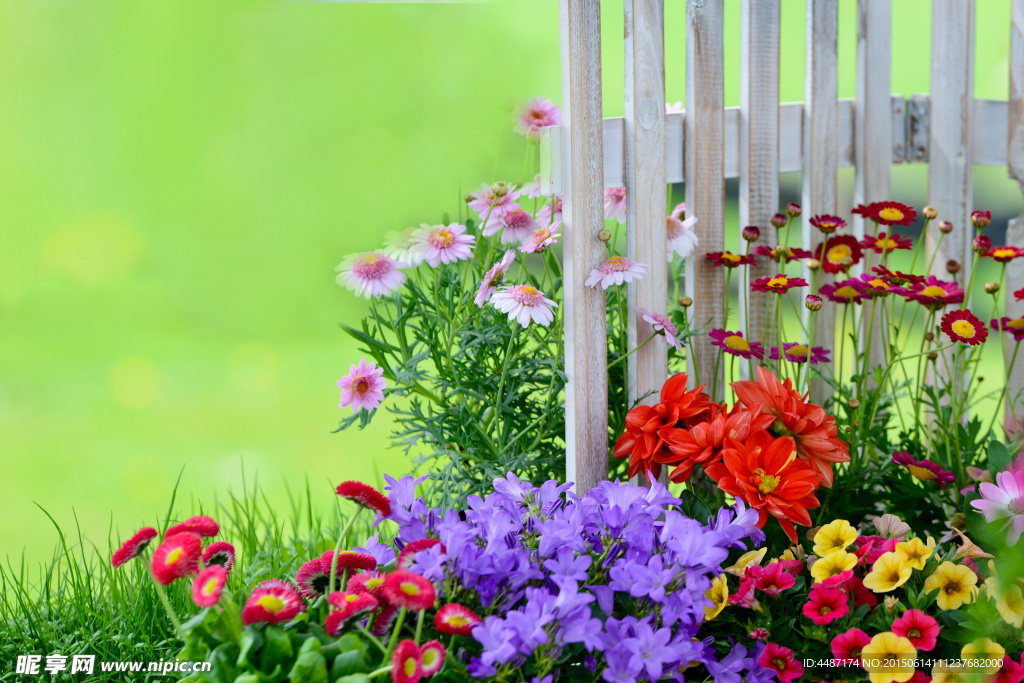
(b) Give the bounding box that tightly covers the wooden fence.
[541,0,1024,494]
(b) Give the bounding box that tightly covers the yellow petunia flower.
[931,664,968,683]
[704,573,729,621]
[961,638,1005,674]
[861,631,917,683]
[812,519,859,556]
[987,578,1024,628]
[810,548,857,584]
[923,561,978,610]
[726,548,767,576]
[895,536,934,571]
[863,552,913,593]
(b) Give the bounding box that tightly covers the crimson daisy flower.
[758,643,804,683]
[905,276,964,310]
[419,640,446,677]
[992,316,1024,341]
[817,234,863,274]
[392,639,423,683]
[111,526,158,568]
[242,579,305,625]
[296,558,331,600]
[820,280,865,305]
[150,532,203,586]
[348,571,387,599]
[860,231,914,254]
[202,541,236,571]
[325,591,379,634]
[706,250,756,268]
[192,565,228,608]
[335,481,391,517]
[831,628,871,666]
[984,246,1024,263]
[770,343,830,365]
[941,309,988,345]
[322,550,377,575]
[810,214,846,234]
[851,272,907,298]
[872,264,925,287]
[802,585,849,625]
[382,571,436,611]
[397,539,444,571]
[853,201,917,226]
[165,515,219,539]
[657,403,774,483]
[709,329,764,360]
[754,245,812,263]
[1017,287,1024,302]
[434,603,481,636]
[892,451,955,487]
[751,273,809,294]
[891,609,939,651]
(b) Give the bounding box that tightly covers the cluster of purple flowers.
[364,472,775,683]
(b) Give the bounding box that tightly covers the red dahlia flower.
[853,201,917,226]
[751,273,809,295]
[202,541,236,571]
[381,570,436,611]
[165,515,219,539]
[758,643,804,683]
[810,214,846,233]
[706,251,756,268]
[419,640,446,677]
[111,526,158,568]
[392,639,423,683]
[397,539,444,571]
[657,403,774,483]
[150,532,202,586]
[192,565,228,608]
[891,609,939,651]
[322,550,377,575]
[336,480,391,517]
[241,579,305,625]
[435,603,481,636]
[325,590,379,634]
[905,276,964,310]
[296,557,331,600]
[941,309,988,345]
[802,585,849,625]
[831,627,871,666]
[860,231,913,254]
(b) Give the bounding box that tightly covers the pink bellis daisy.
[419,640,446,677]
[667,214,699,260]
[494,207,537,244]
[491,284,557,328]
[242,579,305,625]
[325,591,379,635]
[604,187,627,223]
[111,526,158,568]
[475,250,516,307]
[335,252,407,299]
[383,227,425,267]
[337,359,386,413]
[636,306,683,352]
[435,603,481,636]
[770,343,830,365]
[585,256,648,289]
[537,196,562,227]
[397,539,444,571]
[710,329,764,360]
[971,469,1024,545]
[520,223,561,254]
[296,558,331,600]
[382,570,436,611]
[150,532,203,586]
[166,515,219,538]
[321,550,377,575]
[202,541,236,571]
[392,639,424,683]
[892,451,955,487]
[516,98,561,141]
[410,224,475,268]
[192,565,228,608]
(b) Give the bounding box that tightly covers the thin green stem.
[328,506,364,596]
[153,580,185,641]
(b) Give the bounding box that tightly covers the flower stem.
[382,607,408,666]
[153,580,185,641]
[328,506,364,596]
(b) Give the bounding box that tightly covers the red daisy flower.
[891,609,939,651]
[348,571,387,599]
[372,604,400,637]
[831,627,871,666]
[419,640,446,677]
[150,532,202,586]
[325,591,379,635]
[382,571,436,611]
[851,272,907,298]
[984,246,1024,263]
[860,231,913,254]
[941,309,988,345]
[892,451,955,487]
[751,273,809,295]
[165,515,219,539]
[758,643,804,683]
[202,541,236,571]
[336,481,391,517]
[754,245,812,263]
[755,562,796,596]
[322,550,377,575]
[706,250,756,268]
[992,316,1024,342]
[612,373,716,482]
[872,264,925,287]
[905,276,964,310]
[817,234,863,273]
[111,526,158,568]
[802,585,849,625]
[296,558,331,600]
[844,575,878,609]
[435,603,481,636]
[192,565,228,608]
[1016,286,1024,302]
[241,579,305,625]
[971,209,992,228]
[709,329,764,360]
[658,403,774,483]
[392,639,423,683]
[397,539,444,571]
[769,344,831,365]
[810,214,846,234]
[853,201,917,226]
[820,280,865,305]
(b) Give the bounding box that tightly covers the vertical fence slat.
[624,0,668,414]
[685,0,726,396]
[1006,0,1024,428]
[560,0,607,494]
[739,0,780,375]
[803,0,839,402]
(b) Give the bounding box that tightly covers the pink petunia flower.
[336,252,408,299]
[475,250,517,307]
[636,306,683,351]
[337,358,386,413]
[516,98,561,141]
[831,628,871,666]
[758,643,804,683]
[755,562,796,596]
[584,256,648,289]
[410,224,476,268]
[495,207,538,244]
[520,223,561,254]
[604,187,627,223]
[667,214,699,260]
[802,585,849,625]
[537,196,562,227]
[970,469,1024,545]
[892,609,940,651]
[491,285,557,328]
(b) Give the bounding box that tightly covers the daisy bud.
[849,399,860,409]
[852,422,860,428]
[742,225,761,242]
[845,426,852,433]
[598,229,612,242]
[946,260,961,274]
[971,210,991,228]
[985,281,1001,294]
[771,213,787,228]
[464,194,474,203]
[491,181,511,197]
[923,206,938,220]
[925,332,935,342]
[805,294,823,311]
[679,296,693,308]
[928,351,938,361]
[938,220,954,234]
[807,258,821,271]
[977,376,985,383]
[973,235,991,254]
[786,202,802,217]
[839,256,853,269]
[775,244,793,259]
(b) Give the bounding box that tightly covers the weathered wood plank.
[559,0,607,494]
[685,0,725,397]
[1006,0,1024,430]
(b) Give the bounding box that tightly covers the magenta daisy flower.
[516,98,560,141]
[666,215,699,260]
[970,469,1024,545]
[166,515,219,539]
[337,358,386,413]
[710,329,764,360]
[851,272,906,298]
[411,224,476,268]
[809,214,846,234]
[520,224,561,254]
[150,532,203,586]
[941,309,988,345]
[321,550,377,575]
[494,207,537,244]
[325,591,379,635]
[382,571,436,611]
[383,227,425,267]
[604,187,627,223]
[335,480,391,517]
[347,571,387,599]
[751,273,808,294]
[202,541,236,571]
[434,603,481,636]
[242,579,305,625]
[992,316,1024,341]
[636,306,683,351]
[111,526,158,568]
[392,639,424,683]
[820,281,865,305]
[419,640,446,677]
[860,231,913,254]
[192,565,228,608]
[475,250,516,307]
[585,256,648,289]
[335,252,407,299]
[296,558,330,600]
[892,451,955,487]
[905,276,964,310]
[985,246,1024,263]
[491,284,557,328]
[871,264,925,287]
[770,343,830,365]
[537,196,562,227]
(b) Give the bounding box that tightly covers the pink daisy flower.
[392,639,424,683]
[397,539,444,571]
[516,98,561,141]
[383,227,425,267]
[494,207,538,244]
[905,276,964,310]
[337,358,386,413]
[770,343,831,365]
[435,603,481,636]
[475,251,517,307]
[604,187,627,223]
[419,640,446,677]
[336,252,407,299]
[150,532,202,586]
[192,565,228,608]
[670,202,687,220]
[468,182,522,229]
[710,329,764,360]
[491,285,557,328]
[585,256,648,289]
[166,515,219,539]
[636,306,683,351]
[410,224,476,268]
[325,591,379,635]
[296,558,330,600]
[520,223,561,254]
[111,526,158,568]
[202,541,236,571]
[522,174,543,199]
[321,550,377,575]
[667,215,699,260]
[242,579,305,625]
[537,196,562,227]
[970,469,1024,545]
[335,480,391,517]
[382,571,436,611]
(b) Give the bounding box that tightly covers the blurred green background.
[1,0,1020,566]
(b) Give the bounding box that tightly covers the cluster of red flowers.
[613,367,849,542]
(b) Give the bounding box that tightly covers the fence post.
[802,0,839,402]
[739,0,780,378]
[560,0,608,494]
[685,0,726,397]
[1006,0,1024,431]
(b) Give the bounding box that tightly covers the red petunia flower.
[758,643,804,683]
[810,214,846,234]
[150,532,203,586]
[844,575,878,609]
[657,403,774,483]
[397,539,444,571]
[392,639,423,683]
[382,571,436,611]
[853,535,899,566]
[419,640,446,677]
[860,231,913,254]
[892,451,955,487]
[909,671,932,683]
[709,329,764,360]
[296,558,331,600]
[984,246,1024,263]
[992,655,1024,683]
[941,309,988,345]
[754,245,812,263]
[336,481,391,517]
[165,515,219,539]
[325,590,379,634]
[891,609,939,651]
[241,579,305,625]
[751,273,809,295]
[111,527,158,568]
[755,562,796,596]
[802,585,849,625]
[202,541,236,571]
[435,603,482,636]
[706,251,756,268]
[992,316,1024,342]
[905,276,964,310]
[817,234,863,273]
[853,201,917,226]
[192,565,228,608]
[348,571,387,599]
[831,627,871,666]
[322,550,377,575]
[872,264,925,287]
[822,569,854,588]
[820,280,865,305]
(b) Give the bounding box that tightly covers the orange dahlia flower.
[613,373,716,482]
[704,430,823,543]
[730,366,849,487]
[656,402,774,483]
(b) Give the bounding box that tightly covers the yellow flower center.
[400,582,422,596]
[820,221,836,229]
[827,245,851,262]
[951,320,976,338]
[875,237,899,250]
[879,207,905,221]
[432,230,454,246]
[908,628,921,639]
[203,578,219,595]
[919,285,948,297]
[423,650,438,667]
[447,615,470,626]
[725,335,750,351]
[345,594,360,603]
[907,464,937,481]
[256,594,285,613]
[521,285,539,296]
[722,252,742,263]
[867,279,889,290]
[1009,318,1024,329]
[608,256,626,267]
[367,578,384,590]
[820,606,832,614]
[165,549,183,565]
[994,248,1016,259]
[754,469,780,495]
[786,344,809,360]
[366,255,377,263]
[835,286,858,298]
[404,658,417,677]
[767,276,789,289]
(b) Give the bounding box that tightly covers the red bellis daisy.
[382,571,436,611]
[111,526,158,568]
[336,480,391,517]
[397,539,444,571]
[202,541,236,571]
[192,565,228,608]
[435,603,481,636]
[392,639,424,683]
[165,516,219,539]
[419,640,446,677]
[241,579,305,625]
[150,532,203,586]
[322,550,377,575]
[296,558,331,600]
[325,591,379,635]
